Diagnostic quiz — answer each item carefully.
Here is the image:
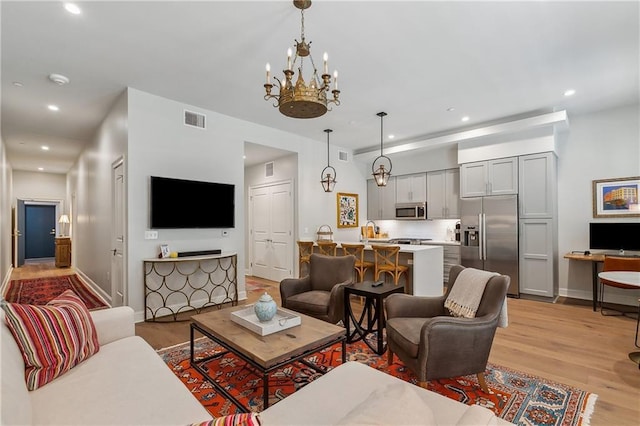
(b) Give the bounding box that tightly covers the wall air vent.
[265,162,274,177]
[338,151,349,162]
[184,110,206,129]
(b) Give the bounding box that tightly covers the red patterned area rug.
[4,274,108,310]
[158,337,597,425]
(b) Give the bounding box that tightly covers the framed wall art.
[337,192,359,228]
[592,176,640,218]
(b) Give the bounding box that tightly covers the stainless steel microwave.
[395,202,427,220]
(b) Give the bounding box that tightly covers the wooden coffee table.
[190,305,346,411]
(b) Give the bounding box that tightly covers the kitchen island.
[308,242,444,296]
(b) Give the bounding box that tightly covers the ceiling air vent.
[184,110,206,129]
[265,162,274,177]
[338,151,349,162]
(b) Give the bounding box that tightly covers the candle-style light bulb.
[265,63,271,84]
[287,48,292,71]
[323,52,328,74]
[333,70,339,91]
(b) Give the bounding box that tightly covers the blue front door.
[25,205,56,259]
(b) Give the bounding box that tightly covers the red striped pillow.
[2,289,100,390]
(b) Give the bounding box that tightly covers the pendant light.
[371,112,392,186]
[320,129,337,192]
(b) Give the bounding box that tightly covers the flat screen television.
[150,176,234,229]
[589,222,640,251]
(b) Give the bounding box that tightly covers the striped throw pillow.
[1,289,100,390]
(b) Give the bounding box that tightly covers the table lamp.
[58,214,70,236]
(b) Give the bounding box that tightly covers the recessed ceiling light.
[41,146,50,151]
[64,3,82,15]
[48,105,60,111]
[38,167,44,171]
[12,81,23,87]
[243,155,247,159]
[388,134,395,139]
[461,116,470,122]
[564,89,576,97]
[49,73,70,86]
[446,107,455,112]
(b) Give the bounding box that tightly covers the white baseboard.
[559,287,638,307]
[0,266,14,297]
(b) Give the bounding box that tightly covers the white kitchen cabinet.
[519,219,556,299]
[427,168,460,219]
[396,173,427,203]
[367,177,397,220]
[519,152,557,219]
[460,157,518,197]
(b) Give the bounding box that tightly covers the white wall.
[125,89,369,318]
[557,103,640,304]
[12,170,66,205]
[68,90,128,297]
[0,138,13,286]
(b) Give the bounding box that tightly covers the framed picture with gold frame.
[592,176,640,218]
[337,192,359,228]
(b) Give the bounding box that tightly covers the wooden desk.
[564,253,605,311]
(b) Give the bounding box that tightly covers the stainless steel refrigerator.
[460,195,519,296]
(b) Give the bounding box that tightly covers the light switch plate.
[145,230,158,240]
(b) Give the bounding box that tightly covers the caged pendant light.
[320,129,337,192]
[371,112,392,187]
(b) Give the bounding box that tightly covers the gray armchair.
[385,264,509,392]
[280,253,356,324]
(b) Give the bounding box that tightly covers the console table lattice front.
[144,252,238,321]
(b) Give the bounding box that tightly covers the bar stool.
[316,241,338,256]
[341,243,374,282]
[372,245,409,285]
[297,241,314,277]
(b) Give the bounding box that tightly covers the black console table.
[344,280,404,355]
[144,252,238,321]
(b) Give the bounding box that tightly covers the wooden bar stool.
[341,243,374,282]
[316,241,338,256]
[372,245,409,285]
[297,241,314,277]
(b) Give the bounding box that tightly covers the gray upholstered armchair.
[280,253,356,324]
[385,264,509,392]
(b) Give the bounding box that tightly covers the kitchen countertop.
[420,240,461,246]
[312,241,442,253]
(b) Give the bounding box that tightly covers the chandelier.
[320,129,337,192]
[263,0,340,119]
[372,112,392,187]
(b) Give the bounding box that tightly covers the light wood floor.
[9,263,640,425]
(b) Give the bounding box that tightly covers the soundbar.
[177,249,222,257]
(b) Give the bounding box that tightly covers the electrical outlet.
[144,230,158,240]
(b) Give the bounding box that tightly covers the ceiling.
[2,1,638,174]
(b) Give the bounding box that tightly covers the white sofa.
[1,306,213,426]
[2,305,510,425]
[261,361,512,425]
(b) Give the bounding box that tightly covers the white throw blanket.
[444,268,509,327]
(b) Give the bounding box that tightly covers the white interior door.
[250,181,293,281]
[111,160,126,306]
